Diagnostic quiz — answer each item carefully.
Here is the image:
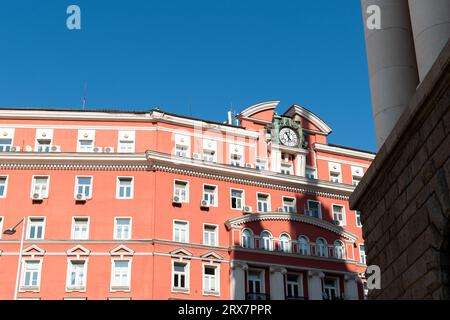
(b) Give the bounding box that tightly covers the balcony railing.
[242,237,347,260]
[246,292,270,301]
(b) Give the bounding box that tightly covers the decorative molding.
[314,143,375,160]
[284,105,332,135]
[66,245,90,257]
[110,245,135,257]
[237,101,280,118]
[170,248,193,258]
[22,244,45,257]
[200,251,223,261]
[225,212,358,241]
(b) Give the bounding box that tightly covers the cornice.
[314,143,375,160]
[224,212,358,241]
[284,105,333,135]
[146,151,355,200]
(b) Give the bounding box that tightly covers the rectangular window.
[173,220,188,243]
[257,193,270,213]
[67,260,87,290]
[0,139,12,152]
[280,164,292,175]
[175,145,189,158]
[203,224,218,246]
[255,159,266,170]
[72,217,89,240]
[248,270,263,294]
[230,189,243,210]
[305,167,316,179]
[27,218,45,240]
[202,150,216,162]
[330,172,341,183]
[0,176,7,197]
[111,260,131,289]
[306,200,321,219]
[31,176,49,198]
[324,278,339,300]
[174,180,189,203]
[356,211,362,227]
[352,176,362,186]
[114,218,131,240]
[283,197,296,213]
[173,262,188,290]
[203,185,217,206]
[78,140,94,152]
[230,154,243,167]
[75,176,92,198]
[203,265,219,294]
[286,274,302,299]
[117,177,134,199]
[36,139,51,152]
[332,205,346,226]
[21,260,41,288]
[118,141,134,153]
[359,245,366,264]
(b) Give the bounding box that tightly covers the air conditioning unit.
[243,206,252,214]
[25,145,33,152]
[32,192,43,200]
[50,145,61,152]
[10,146,21,152]
[192,153,201,160]
[93,147,103,153]
[104,147,114,153]
[75,193,87,201]
[172,195,181,204]
[277,207,285,212]
[245,163,253,168]
[200,200,209,208]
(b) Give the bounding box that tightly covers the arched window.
[241,229,253,248]
[279,233,291,253]
[334,241,345,259]
[316,238,327,257]
[298,236,310,255]
[260,231,272,251]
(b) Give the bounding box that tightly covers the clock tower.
[266,114,308,176]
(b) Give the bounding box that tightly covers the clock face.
[279,127,298,147]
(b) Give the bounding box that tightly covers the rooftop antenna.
[82,83,87,110]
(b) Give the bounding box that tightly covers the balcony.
[246,292,270,301]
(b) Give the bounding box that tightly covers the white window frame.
[173,220,189,243]
[203,184,218,207]
[203,223,219,247]
[305,166,317,179]
[35,136,52,153]
[20,259,43,291]
[171,260,190,292]
[241,228,253,249]
[260,230,272,251]
[256,192,271,213]
[247,268,266,295]
[332,204,346,226]
[280,163,293,175]
[0,138,13,152]
[173,179,189,203]
[30,175,50,199]
[118,131,136,153]
[77,130,95,153]
[0,216,3,239]
[323,277,340,300]
[255,159,267,170]
[306,200,322,219]
[298,235,310,255]
[27,217,46,240]
[71,217,90,240]
[110,258,132,291]
[116,176,134,199]
[202,263,220,296]
[359,244,366,264]
[355,210,362,228]
[74,176,93,199]
[0,175,8,198]
[334,240,346,259]
[279,233,291,253]
[315,238,328,257]
[66,259,88,292]
[230,188,244,210]
[174,134,191,158]
[286,273,304,299]
[114,217,132,240]
[282,196,296,213]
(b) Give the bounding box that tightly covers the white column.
[270,146,281,173]
[269,267,287,300]
[230,262,248,300]
[307,271,325,300]
[408,0,450,81]
[361,0,419,149]
[295,153,306,177]
[344,273,360,300]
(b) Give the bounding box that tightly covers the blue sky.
[0,0,375,151]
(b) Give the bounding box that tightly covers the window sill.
[66,286,86,292]
[203,291,220,297]
[19,286,40,293]
[172,288,190,294]
[110,286,131,292]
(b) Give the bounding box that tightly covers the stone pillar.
[307,271,325,300]
[269,267,287,300]
[295,153,307,177]
[270,146,281,173]
[361,0,419,149]
[344,273,360,300]
[408,0,450,81]
[230,262,248,300]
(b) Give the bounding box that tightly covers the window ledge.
[19,286,40,292]
[110,286,131,292]
[66,286,86,292]
[172,287,190,294]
